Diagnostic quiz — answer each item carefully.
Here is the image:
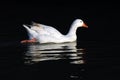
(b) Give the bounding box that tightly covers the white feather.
[23,19,88,43]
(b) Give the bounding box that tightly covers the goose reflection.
[24,42,86,64]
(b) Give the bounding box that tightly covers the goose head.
[72,19,88,28]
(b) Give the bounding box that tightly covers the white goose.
[21,19,88,43]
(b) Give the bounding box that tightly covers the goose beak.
[82,23,88,28]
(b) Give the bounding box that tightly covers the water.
[0,40,120,80]
[24,42,85,65]
[0,3,119,79]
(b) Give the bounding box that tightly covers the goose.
[21,19,88,43]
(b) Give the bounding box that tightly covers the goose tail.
[23,24,38,39]
[23,24,31,31]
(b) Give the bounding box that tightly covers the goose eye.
[80,20,82,23]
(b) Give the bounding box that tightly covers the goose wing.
[31,23,64,39]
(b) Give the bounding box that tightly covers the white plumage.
[21,19,88,43]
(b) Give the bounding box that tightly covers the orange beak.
[82,23,88,28]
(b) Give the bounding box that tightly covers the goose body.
[21,19,88,43]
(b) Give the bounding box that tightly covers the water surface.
[0,41,120,80]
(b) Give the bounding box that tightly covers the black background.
[0,1,119,42]
[0,1,120,80]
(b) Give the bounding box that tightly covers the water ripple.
[24,42,86,65]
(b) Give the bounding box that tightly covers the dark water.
[0,2,120,80]
[0,40,120,80]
